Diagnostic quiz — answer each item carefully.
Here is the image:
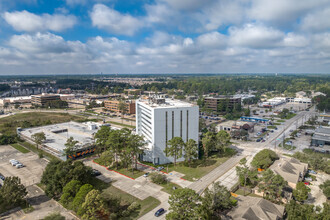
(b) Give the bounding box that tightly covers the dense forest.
[140,75,330,96]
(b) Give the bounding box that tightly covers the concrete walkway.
[187,155,244,194]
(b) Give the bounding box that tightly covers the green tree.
[201,182,235,218]
[94,125,111,156]
[72,184,93,212]
[0,176,27,212]
[117,101,127,123]
[202,131,215,158]
[251,149,278,169]
[165,137,185,166]
[215,130,231,154]
[59,180,82,208]
[64,137,79,158]
[41,160,92,199]
[81,190,109,220]
[167,188,201,220]
[293,182,309,203]
[184,139,198,166]
[128,133,146,170]
[42,212,65,220]
[258,169,287,202]
[236,158,258,195]
[31,131,46,150]
[319,180,330,199]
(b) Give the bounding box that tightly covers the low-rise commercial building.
[0,96,31,105]
[31,94,61,106]
[204,96,241,112]
[227,196,285,220]
[18,121,119,160]
[269,157,308,189]
[311,126,330,147]
[104,100,136,114]
[259,97,286,108]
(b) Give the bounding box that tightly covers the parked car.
[261,139,266,142]
[308,170,317,174]
[10,160,20,166]
[156,167,164,171]
[91,169,101,176]
[0,175,5,181]
[304,182,310,185]
[155,208,165,217]
[143,172,149,177]
[16,163,24,169]
[256,139,261,142]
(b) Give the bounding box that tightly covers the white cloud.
[249,0,329,26]
[197,32,227,48]
[283,33,309,47]
[2,10,77,32]
[90,4,142,36]
[9,32,73,53]
[229,24,284,48]
[162,0,215,11]
[301,7,330,32]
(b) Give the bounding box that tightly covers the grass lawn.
[277,119,286,122]
[10,143,30,153]
[102,186,161,219]
[273,123,281,125]
[160,182,182,194]
[0,112,85,135]
[143,148,236,181]
[267,125,277,129]
[110,167,145,179]
[89,177,111,191]
[234,189,263,198]
[18,141,60,161]
[106,121,135,129]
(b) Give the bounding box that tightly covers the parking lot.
[0,145,48,186]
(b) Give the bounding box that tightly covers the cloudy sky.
[0,0,330,75]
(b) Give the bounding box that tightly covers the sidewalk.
[187,155,244,194]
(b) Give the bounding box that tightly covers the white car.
[10,159,19,166]
[16,164,24,169]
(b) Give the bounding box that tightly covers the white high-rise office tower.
[136,97,199,165]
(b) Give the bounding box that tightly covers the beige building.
[104,100,135,114]
[31,94,61,106]
[269,157,308,189]
[227,196,285,220]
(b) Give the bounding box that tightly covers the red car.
[304,182,310,185]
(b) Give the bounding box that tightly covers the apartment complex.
[136,97,199,165]
[204,96,241,112]
[104,100,136,114]
[31,94,61,106]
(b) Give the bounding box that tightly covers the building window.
[172,111,174,139]
[186,110,189,142]
[180,110,182,138]
[165,111,168,147]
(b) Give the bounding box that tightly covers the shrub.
[150,172,167,184]
[72,184,94,212]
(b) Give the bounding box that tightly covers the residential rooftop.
[227,196,285,220]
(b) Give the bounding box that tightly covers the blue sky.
[0,0,330,74]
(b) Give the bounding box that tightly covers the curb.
[92,160,135,180]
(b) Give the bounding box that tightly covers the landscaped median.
[10,143,30,153]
